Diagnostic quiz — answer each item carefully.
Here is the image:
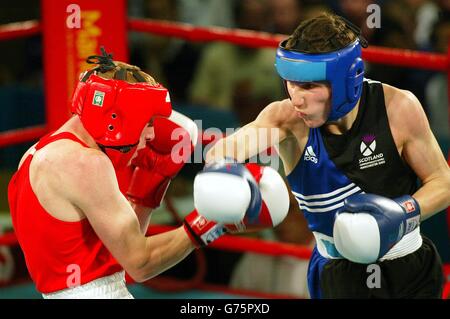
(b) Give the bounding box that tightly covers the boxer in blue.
[205,12,450,298]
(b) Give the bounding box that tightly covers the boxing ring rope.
[0,224,312,298]
[128,18,450,71]
[145,225,312,260]
[0,20,40,41]
[0,18,449,147]
[0,15,449,298]
[0,126,48,148]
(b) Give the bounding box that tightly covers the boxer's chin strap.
[98,142,139,169]
[98,142,139,154]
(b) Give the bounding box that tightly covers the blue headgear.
[275,38,366,121]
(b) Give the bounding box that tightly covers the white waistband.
[379,227,422,261]
[314,227,422,261]
[42,271,134,299]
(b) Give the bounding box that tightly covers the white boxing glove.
[333,194,421,264]
[193,161,289,227]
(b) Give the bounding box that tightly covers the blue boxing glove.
[333,194,421,264]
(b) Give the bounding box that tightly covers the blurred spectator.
[233,0,270,31]
[176,0,235,27]
[301,3,333,21]
[131,0,203,103]
[430,6,450,54]
[188,0,284,124]
[338,0,377,41]
[337,0,440,50]
[162,0,237,102]
[413,0,440,50]
[371,0,417,49]
[131,0,178,86]
[268,0,303,35]
[376,0,440,50]
[362,1,429,105]
[425,9,450,144]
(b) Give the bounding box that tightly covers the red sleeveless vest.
[7,132,122,293]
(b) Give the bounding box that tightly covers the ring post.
[41,0,128,131]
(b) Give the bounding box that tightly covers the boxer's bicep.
[399,93,450,217]
[59,151,148,276]
[403,123,445,184]
[401,93,446,182]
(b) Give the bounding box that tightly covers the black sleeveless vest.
[320,79,418,197]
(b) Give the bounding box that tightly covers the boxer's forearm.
[413,174,450,220]
[206,123,277,164]
[133,227,195,282]
[205,136,239,163]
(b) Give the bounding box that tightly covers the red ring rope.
[0,226,313,260]
[0,18,448,147]
[127,18,449,71]
[0,126,47,148]
[0,20,40,41]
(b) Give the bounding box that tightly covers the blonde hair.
[95,61,158,85]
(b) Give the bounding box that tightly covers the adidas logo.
[304,146,318,164]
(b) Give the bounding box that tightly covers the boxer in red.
[7,48,290,298]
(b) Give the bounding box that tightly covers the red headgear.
[71,49,172,168]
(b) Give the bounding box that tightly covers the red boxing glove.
[183,163,290,247]
[115,165,135,195]
[126,111,198,208]
[183,209,226,247]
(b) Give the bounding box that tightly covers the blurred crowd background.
[1,0,449,161]
[0,0,449,298]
